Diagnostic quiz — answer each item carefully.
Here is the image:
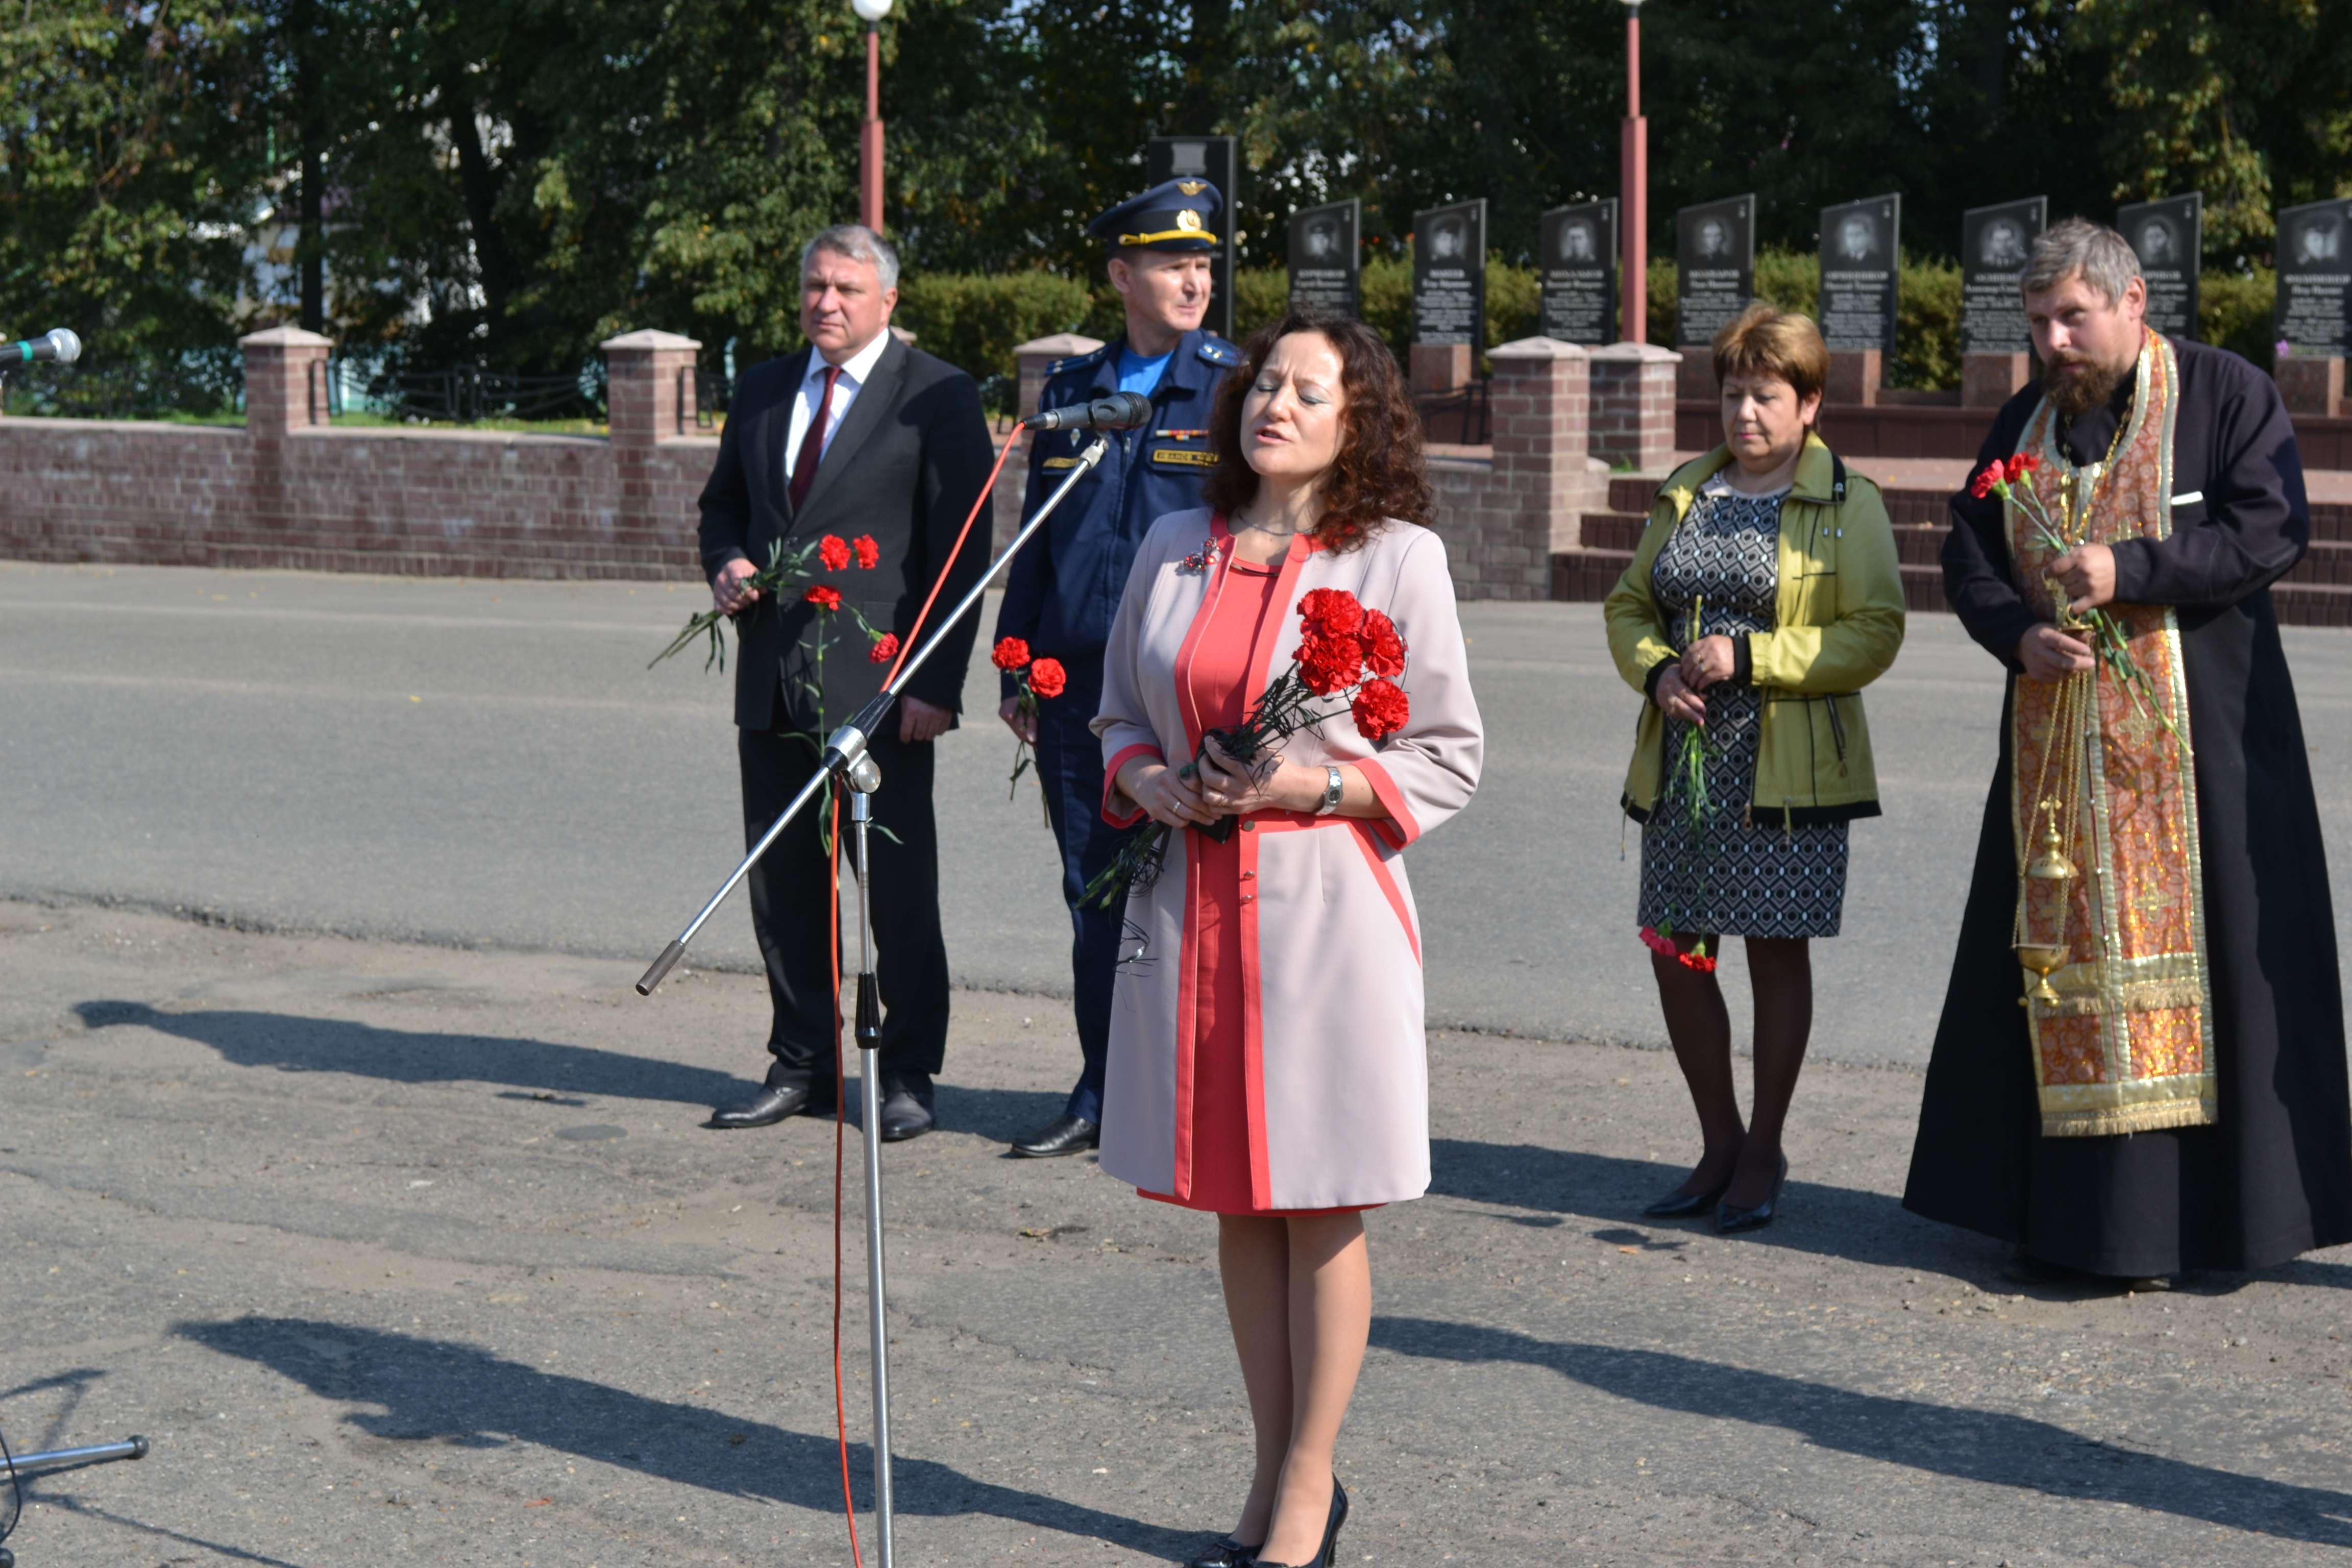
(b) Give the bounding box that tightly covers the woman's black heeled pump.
[1184,1535,1259,1568]
[1642,1182,1729,1219]
[1255,1476,1349,1568]
[1715,1154,1789,1233]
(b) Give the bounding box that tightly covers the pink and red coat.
[1091,508,1485,1211]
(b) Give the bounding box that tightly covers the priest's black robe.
[1902,336,2352,1276]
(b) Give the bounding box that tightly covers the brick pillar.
[239,326,334,437]
[1486,337,1601,586]
[1587,342,1683,471]
[1963,352,2030,409]
[2276,356,2345,419]
[1410,343,1473,395]
[1825,349,1882,407]
[1000,333,1105,550]
[601,329,703,445]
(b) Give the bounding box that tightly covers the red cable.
[830,429,1021,1564]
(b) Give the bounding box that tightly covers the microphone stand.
[634,425,1115,1567]
[634,430,1108,997]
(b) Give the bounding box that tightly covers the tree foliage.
[7,0,2351,396]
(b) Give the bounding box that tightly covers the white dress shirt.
[784,329,893,476]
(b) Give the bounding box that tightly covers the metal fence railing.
[380,365,601,425]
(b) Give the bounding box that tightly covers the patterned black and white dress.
[1636,476,1849,940]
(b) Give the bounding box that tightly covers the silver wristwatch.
[1316,765,1344,816]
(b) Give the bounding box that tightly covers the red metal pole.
[861,26,885,232]
[1621,5,1647,345]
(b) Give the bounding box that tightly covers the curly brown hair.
[1200,311,1436,552]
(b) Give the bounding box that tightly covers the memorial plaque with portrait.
[2119,193,2200,341]
[2276,197,2352,356]
[1817,195,1899,355]
[1412,199,1487,350]
[1146,135,1237,344]
[1540,199,1616,345]
[1676,195,1754,350]
[1287,198,1361,318]
[1960,197,2046,354]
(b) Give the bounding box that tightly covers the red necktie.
[788,364,842,513]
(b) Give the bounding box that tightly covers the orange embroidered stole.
[2007,331,2217,1137]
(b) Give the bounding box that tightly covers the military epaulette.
[1046,345,1112,375]
[1196,339,1240,368]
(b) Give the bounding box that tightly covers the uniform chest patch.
[1151,448,1217,468]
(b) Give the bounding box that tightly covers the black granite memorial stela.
[1541,199,1616,346]
[2119,193,2200,342]
[2276,197,2352,357]
[1676,195,1754,350]
[1818,195,1899,356]
[1287,198,1361,320]
[1413,199,1487,352]
[1960,197,2046,355]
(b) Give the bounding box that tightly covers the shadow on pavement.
[1371,1315,2352,1547]
[178,1316,1187,1553]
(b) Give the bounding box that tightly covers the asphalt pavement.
[15,560,2351,1067]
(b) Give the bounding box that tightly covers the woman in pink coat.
[1092,313,1483,1568]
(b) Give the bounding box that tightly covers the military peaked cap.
[1087,178,1223,253]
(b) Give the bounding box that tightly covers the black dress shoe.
[706,1075,834,1130]
[1183,1535,1260,1568]
[1715,1154,1790,1233]
[1257,1475,1348,1568]
[1642,1182,1730,1219]
[1011,1113,1099,1158]
[877,1072,935,1141]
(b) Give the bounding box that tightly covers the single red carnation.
[1296,633,1362,696]
[818,534,852,572]
[1351,676,1410,740]
[1028,657,1067,699]
[2008,453,2042,477]
[852,534,880,570]
[1300,587,1365,639]
[868,632,900,665]
[803,584,843,611]
[1970,459,2006,500]
[1358,609,1406,678]
[1638,925,1676,957]
[1678,949,1719,973]
[992,636,1032,671]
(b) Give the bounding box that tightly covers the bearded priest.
[1904,217,2352,1289]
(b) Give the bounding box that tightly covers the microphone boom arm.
[636,434,1111,996]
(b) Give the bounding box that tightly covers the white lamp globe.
[851,0,892,19]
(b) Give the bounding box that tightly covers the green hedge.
[898,258,2280,408]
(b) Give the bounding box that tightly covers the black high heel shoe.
[1255,1475,1349,1568]
[1184,1535,1259,1568]
[1714,1154,1789,1233]
[1641,1182,1730,1219]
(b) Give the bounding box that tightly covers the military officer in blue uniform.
[996,178,1242,1158]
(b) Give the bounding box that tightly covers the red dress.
[1142,527,1372,1218]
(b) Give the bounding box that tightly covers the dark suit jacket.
[697,334,995,734]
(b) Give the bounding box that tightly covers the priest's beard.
[2043,349,2132,416]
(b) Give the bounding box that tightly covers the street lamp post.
[852,0,893,231]
[1621,0,1647,344]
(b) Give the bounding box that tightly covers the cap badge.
[1177,210,1202,232]
[1177,181,1208,197]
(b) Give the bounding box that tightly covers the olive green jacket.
[1603,435,1906,826]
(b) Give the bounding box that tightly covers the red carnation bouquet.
[1973,453,2183,745]
[994,636,1068,811]
[1081,586,1411,911]
[650,532,894,672]
[1639,598,1721,973]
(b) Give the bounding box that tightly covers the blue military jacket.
[994,327,1240,694]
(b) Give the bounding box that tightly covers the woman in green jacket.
[1603,305,1905,1232]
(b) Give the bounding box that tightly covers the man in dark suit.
[698,223,994,1140]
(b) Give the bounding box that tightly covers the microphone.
[1026,391,1152,431]
[8,328,81,366]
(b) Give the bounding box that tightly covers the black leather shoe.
[1643,1182,1730,1219]
[1257,1475,1348,1568]
[1183,1535,1259,1568]
[706,1073,835,1130]
[877,1072,935,1141]
[1011,1113,1099,1158]
[1715,1154,1790,1233]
